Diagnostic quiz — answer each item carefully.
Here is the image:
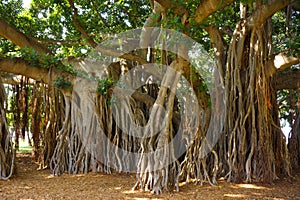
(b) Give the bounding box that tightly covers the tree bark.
[0,79,15,180]
[275,69,300,90]
[0,19,51,54]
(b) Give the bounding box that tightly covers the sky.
[22,0,31,9]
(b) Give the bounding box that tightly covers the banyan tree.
[0,0,299,194]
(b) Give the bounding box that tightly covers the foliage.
[97,77,114,97]
[18,47,76,74]
[54,76,72,91]
[272,8,300,56]
[1,0,150,57]
[278,86,299,127]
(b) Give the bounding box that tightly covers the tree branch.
[140,1,164,49]
[155,0,187,15]
[68,0,98,48]
[205,26,227,76]
[95,46,147,65]
[0,19,51,54]
[194,0,235,23]
[90,0,109,28]
[155,0,235,27]
[0,57,178,124]
[34,37,82,46]
[248,0,291,27]
[0,57,72,84]
[267,53,300,76]
[149,0,154,9]
[0,74,37,85]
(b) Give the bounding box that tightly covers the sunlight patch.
[224,193,248,198]
[236,184,270,190]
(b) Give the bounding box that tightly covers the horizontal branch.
[194,0,234,23]
[0,19,51,54]
[267,53,300,76]
[0,57,72,84]
[95,46,147,65]
[156,0,234,24]
[0,56,181,127]
[0,74,36,85]
[34,38,82,46]
[248,0,291,27]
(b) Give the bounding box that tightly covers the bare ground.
[0,154,299,200]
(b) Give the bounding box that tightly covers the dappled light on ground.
[236,183,270,190]
[0,154,299,200]
[223,193,249,198]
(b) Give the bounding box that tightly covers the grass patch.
[17,139,32,154]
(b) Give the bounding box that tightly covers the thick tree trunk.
[0,80,15,180]
[30,84,42,161]
[223,18,291,183]
[288,90,300,170]
[134,58,184,194]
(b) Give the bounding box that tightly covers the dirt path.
[0,154,299,200]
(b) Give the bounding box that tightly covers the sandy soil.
[0,154,299,200]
